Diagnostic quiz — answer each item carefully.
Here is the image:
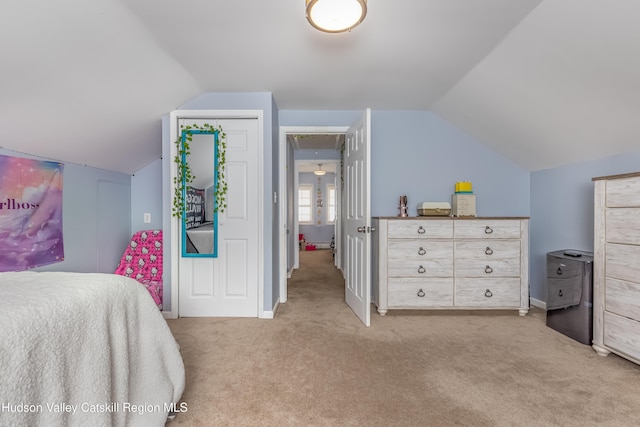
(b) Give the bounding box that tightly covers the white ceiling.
[1,0,638,174]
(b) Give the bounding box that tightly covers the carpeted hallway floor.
[167,249,640,426]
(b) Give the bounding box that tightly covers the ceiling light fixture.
[314,164,327,176]
[305,0,367,33]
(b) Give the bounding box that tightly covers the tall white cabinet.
[592,172,640,364]
[372,217,529,316]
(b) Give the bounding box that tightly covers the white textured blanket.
[0,272,185,427]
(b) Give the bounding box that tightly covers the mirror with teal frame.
[181,129,219,258]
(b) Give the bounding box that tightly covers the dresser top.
[592,171,640,181]
[373,216,529,220]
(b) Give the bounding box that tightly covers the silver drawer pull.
[417,289,425,297]
[485,265,493,274]
[417,226,426,234]
[485,226,493,234]
[485,289,493,298]
[418,247,426,256]
[485,247,493,255]
[418,265,426,274]
[556,267,563,276]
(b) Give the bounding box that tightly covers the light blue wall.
[371,111,530,217]
[131,158,163,232]
[281,109,530,217]
[530,150,640,303]
[0,148,131,273]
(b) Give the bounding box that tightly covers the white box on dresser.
[592,172,640,364]
[372,217,530,316]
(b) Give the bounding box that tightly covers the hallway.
[282,249,349,317]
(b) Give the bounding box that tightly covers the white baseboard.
[162,310,177,319]
[530,297,546,310]
[261,299,279,319]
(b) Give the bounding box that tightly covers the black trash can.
[545,250,594,345]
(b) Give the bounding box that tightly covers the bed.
[0,271,185,426]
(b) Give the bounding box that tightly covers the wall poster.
[0,154,64,271]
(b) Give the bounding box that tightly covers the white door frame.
[168,109,265,319]
[278,126,348,304]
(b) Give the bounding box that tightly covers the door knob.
[356,226,375,233]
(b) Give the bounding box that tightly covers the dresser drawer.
[606,277,640,321]
[606,176,640,207]
[387,278,453,307]
[455,278,521,307]
[387,220,453,239]
[388,258,453,278]
[606,208,640,245]
[455,240,520,262]
[388,240,453,260]
[604,311,640,362]
[454,240,520,278]
[454,220,521,239]
[606,243,640,283]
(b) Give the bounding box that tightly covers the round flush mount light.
[305,0,367,33]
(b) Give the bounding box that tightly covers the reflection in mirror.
[181,130,219,258]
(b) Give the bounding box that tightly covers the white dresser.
[372,217,529,316]
[592,172,640,364]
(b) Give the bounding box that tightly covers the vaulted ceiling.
[1,1,638,174]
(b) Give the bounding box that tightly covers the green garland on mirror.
[172,123,227,220]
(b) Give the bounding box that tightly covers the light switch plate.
[143,213,151,223]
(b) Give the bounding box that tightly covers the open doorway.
[278,110,372,325]
[294,158,341,270]
[278,126,348,303]
[288,247,344,305]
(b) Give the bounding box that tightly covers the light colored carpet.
[167,249,640,426]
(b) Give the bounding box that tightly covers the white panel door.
[179,118,260,317]
[344,109,371,326]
